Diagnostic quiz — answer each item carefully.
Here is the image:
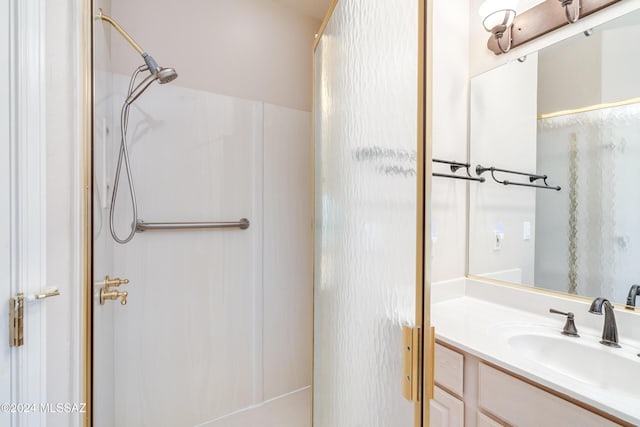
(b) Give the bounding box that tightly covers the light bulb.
[479,0,519,31]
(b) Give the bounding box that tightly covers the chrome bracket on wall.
[402,325,421,402]
[9,288,60,347]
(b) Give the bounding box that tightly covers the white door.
[0,0,12,423]
[1,0,89,425]
[1,0,56,424]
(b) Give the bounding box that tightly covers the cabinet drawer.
[478,363,619,427]
[434,343,464,397]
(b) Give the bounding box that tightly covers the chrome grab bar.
[135,218,250,232]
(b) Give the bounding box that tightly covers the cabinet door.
[430,386,464,427]
[477,411,505,427]
[435,343,464,397]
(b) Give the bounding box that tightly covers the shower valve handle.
[97,276,129,288]
[98,275,131,305]
[118,291,128,305]
[100,289,128,305]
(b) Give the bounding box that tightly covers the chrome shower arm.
[97,9,161,73]
[97,9,144,54]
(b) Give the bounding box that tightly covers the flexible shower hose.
[109,65,148,244]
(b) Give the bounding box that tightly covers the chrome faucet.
[589,298,620,348]
[626,284,640,307]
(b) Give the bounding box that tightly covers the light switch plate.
[523,221,531,241]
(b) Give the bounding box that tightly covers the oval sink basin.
[508,332,640,396]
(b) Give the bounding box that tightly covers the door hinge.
[9,293,24,347]
[9,288,60,347]
[402,325,421,402]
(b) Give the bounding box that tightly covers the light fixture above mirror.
[479,0,519,53]
[559,0,581,23]
[483,0,621,55]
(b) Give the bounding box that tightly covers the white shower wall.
[100,75,311,427]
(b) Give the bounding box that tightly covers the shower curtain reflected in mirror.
[536,102,640,303]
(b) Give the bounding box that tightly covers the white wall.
[110,0,319,111]
[430,0,470,282]
[538,16,640,116]
[601,21,640,102]
[468,56,539,285]
[537,32,603,115]
[263,104,312,401]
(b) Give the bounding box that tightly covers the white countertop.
[432,279,640,425]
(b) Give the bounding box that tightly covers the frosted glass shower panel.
[314,0,419,425]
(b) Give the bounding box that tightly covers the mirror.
[469,7,640,306]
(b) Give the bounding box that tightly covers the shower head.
[98,9,178,81]
[124,67,179,105]
[157,67,178,84]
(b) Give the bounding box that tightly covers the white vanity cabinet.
[477,363,620,427]
[432,342,625,427]
[430,386,465,427]
[430,343,465,427]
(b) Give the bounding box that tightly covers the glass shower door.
[313,0,427,425]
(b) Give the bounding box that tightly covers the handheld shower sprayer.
[124,67,178,105]
[99,9,179,243]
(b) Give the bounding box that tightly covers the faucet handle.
[627,284,640,307]
[549,308,580,337]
